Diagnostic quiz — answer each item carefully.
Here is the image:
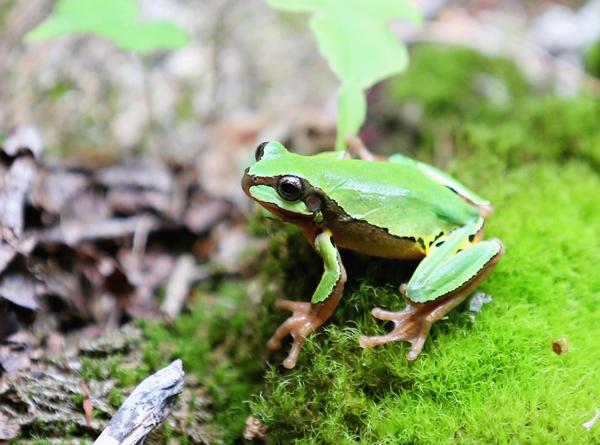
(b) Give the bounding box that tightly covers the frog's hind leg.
[359,221,504,360]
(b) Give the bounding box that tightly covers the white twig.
[94,360,184,445]
[583,409,600,431]
[161,254,197,320]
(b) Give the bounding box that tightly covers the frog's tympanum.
[242,141,504,368]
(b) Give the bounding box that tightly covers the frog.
[242,139,504,369]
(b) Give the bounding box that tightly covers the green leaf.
[336,84,366,150]
[26,0,189,54]
[103,21,189,53]
[310,10,411,89]
[266,0,326,11]
[268,0,421,149]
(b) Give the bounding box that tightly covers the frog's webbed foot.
[360,233,505,361]
[267,299,329,369]
[359,301,436,361]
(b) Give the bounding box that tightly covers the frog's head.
[242,141,323,226]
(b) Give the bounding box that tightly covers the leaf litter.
[0,125,244,441]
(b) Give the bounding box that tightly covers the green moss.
[458,94,600,170]
[80,356,119,381]
[390,44,530,118]
[107,389,125,409]
[47,80,76,101]
[141,282,271,443]
[69,392,84,407]
[584,39,600,78]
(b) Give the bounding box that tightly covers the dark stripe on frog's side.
[246,174,434,259]
[319,193,428,260]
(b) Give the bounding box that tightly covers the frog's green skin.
[242,141,504,369]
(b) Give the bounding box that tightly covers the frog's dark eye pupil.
[255,142,269,161]
[277,176,303,201]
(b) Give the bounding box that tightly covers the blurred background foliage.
[26,0,189,53]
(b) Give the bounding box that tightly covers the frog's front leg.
[267,230,347,369]
[359,220,504,360]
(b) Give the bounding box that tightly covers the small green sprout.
[267,0,422,149]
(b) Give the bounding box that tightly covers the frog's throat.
[258,200,317,228]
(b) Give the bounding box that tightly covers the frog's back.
[304,156,480,244]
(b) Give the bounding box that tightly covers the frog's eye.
[255,141,269,161]
[277,175,304,201]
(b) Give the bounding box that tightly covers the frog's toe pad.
[266,337,282,351]
[359,306,432,361]
[267,299,325,368]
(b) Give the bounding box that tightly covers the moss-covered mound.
[128,45,600,444]
[247,46,600,444]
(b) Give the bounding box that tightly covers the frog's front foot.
[359,303,433,361]
[267,299,328,369]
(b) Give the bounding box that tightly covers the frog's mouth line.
[258,200,316,227]
[241,169,276,196]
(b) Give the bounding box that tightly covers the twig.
[36,215,164,246]
[583,409,600,431]
[93,359,184,445]
[80,381,93,427]
[161,254,197,320]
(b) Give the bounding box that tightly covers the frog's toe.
[405,334,428,361]
[359,333,402,348]
[267,300,327,368]
[283,335,306,369]
[371,306,413,321]
[358,323,431,359]
[267,317,298,351]
[274,299,311,313]
[266,337,281,351]
[359,305,433,359]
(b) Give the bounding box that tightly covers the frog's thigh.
[406,238,504,303]
[389,153,492,216]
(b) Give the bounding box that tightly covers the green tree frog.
[242,140,504,369]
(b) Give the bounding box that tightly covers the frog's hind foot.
[359,237,504,361]
[358,304,433,361]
